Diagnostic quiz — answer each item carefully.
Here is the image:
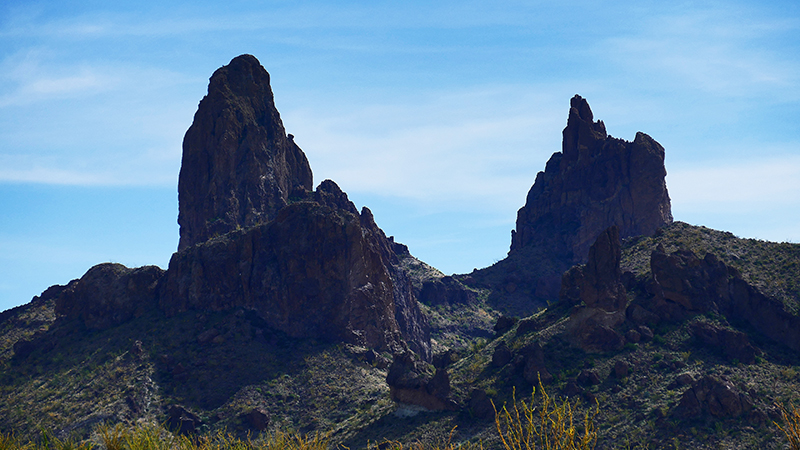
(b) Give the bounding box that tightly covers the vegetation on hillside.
[1,222,799,449]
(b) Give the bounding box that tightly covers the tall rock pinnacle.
[511,95,673,263]
[178,54,313,251]
[469,95,673,314]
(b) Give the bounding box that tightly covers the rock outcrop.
[42,55,432,360]
[54,263,164,330]
[675,375,754,419]
[386,351,455,411]
[178,54,313,251]
[632,245,800,352]
[511,95,672,262]
[469,95,672,312]
[690,321,757,364]
[560,226,627,312]
[562,226,627,352]
[163,180,430,358]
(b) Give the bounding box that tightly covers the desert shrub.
[493,381,598,450]
[776,402,800,450]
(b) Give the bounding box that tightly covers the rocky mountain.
[511,95,672,260]
[466,95,673,315]
[16,54,432,359]
[178,54,313,251]
[1,56,799,449]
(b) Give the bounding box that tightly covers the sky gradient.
[2,0,799,312]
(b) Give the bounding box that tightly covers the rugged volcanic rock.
[163,180,430,358]
[561,226,627,352]
[54,263,164,330]
[386,351,455,411]
[40,54,431,359]
[178,54,313,251]
[675,375,754,419]
[468,95,672,312]
[690,321,757,364]
[643,246,800,352]
[512,95,672,261]
[560,226,627,312]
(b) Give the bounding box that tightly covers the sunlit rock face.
[168,54,432,358]
[178,54,313,252]
[511,94,673,264]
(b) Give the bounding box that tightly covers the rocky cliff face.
[55,264,164,330]
[178,54,313,251]
[163,180,430,358]
[561,226,628,352]
[45,54,431,360]
[512,95,672,262]
[469,95,673,311]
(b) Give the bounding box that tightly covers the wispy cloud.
[285,85,568,212]
[0,50,121,106]
[606,5,800,100]
[668,152,800,211]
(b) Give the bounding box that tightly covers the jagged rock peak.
[178,54,313,251]
[562,94,607,158]
[511,95,672,265]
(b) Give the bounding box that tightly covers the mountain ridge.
[1,54,798,449]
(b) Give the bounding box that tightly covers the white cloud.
[605,6,800,100]
[0,51,121,106]
[668,153,800,211]
[284,85,567,212]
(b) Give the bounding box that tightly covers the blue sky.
[1,0,799,312]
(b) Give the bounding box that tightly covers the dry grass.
[0,381,598,450]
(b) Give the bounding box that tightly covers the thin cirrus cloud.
[284,85,567,212]
[605,8,800,99]
[668,153,800,210]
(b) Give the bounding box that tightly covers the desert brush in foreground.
[0,383,598,450]
[493,381,598,450]
[776,402,800,450]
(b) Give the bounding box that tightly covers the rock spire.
[178,54,313,251]
[512,94,673,263]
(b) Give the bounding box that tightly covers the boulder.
[521,342,553,384]
[166,405,204,435]
[690,321,757,364]
[613,360,630,379]
[242,407,270,431]
[468,389,496,419]
[178,54,313,251]
[386,352,455,411]
[491,342,513,367]
[494,316,519,335]
[675,376,753,419]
